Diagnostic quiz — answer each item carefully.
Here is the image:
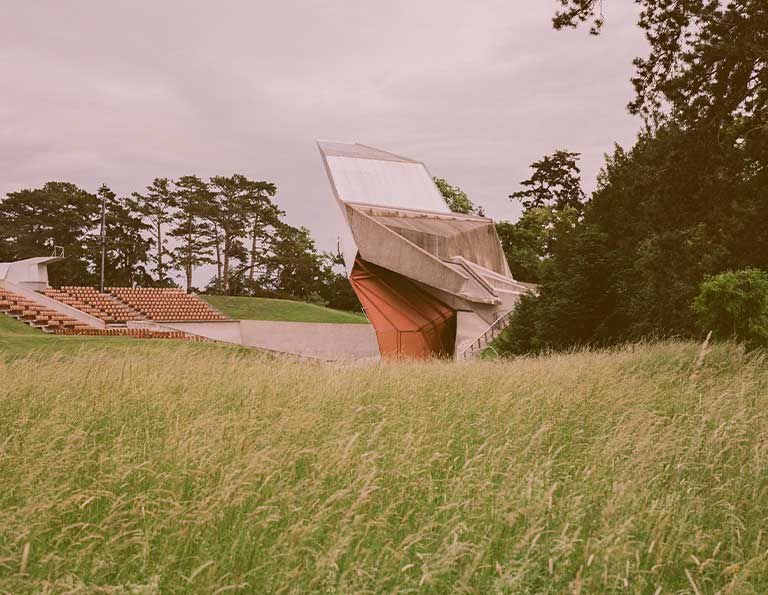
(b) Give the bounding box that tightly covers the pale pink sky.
[1,1,646,285]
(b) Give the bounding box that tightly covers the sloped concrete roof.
[318,140,450,214]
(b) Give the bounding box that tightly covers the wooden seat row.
[53,286,143,323]
[107,287,228,321]
[52,327,205,340]
[0,288,87,331]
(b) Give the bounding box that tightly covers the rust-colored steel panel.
[350,257,456,359]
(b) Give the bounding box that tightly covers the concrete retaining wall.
[239,320,379,360]
[130,318,379,361]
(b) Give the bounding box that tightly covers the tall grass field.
[1,340,767,593]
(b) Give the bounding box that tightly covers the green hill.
[201,295,368,324]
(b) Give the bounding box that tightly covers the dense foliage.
[554,0,768,131]
[433,177,483,215]
[498,124,768,354]
[498,0,768,354]
[693,269,768,348]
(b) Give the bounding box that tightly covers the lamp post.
[99,192,106,293]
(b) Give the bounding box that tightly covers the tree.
[90,185,152,287]
[132,178,175,285]
[207,174,278,295]
[244,183,281,287]
[495,150,584,283]
[693,269,768,349]
[495,2,768,354]
[261,223,330,301]
[497,123,768,355]
[434,177,483,215]
[0,182,100,285]
[509,150,585,212]
[552,0,768,136]
[169,176,215,292]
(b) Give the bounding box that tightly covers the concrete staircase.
[458,310,514,360]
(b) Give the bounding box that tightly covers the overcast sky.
[2,1,646,285]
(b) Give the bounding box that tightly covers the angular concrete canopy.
[0,256,65,289]
[318,140,531,359]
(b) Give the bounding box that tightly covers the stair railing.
[459,310,514,360]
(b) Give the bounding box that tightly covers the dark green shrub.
[692,269,768,348]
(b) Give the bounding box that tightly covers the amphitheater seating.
[2,283,227,343]
[0,288,87,332]
[107,287,227,321]
[40,286,226,323]
[40,288,116,323]
[58,286,142,323]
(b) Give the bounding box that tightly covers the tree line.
[491,0,768,353]
[0,175,359,311]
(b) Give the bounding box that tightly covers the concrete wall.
[130,318,378,361]
[240,320,379,360]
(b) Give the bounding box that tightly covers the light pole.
[99,192,106,293]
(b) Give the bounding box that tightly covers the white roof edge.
[346,201,490,221]
[317,139,422,164]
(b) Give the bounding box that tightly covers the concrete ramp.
[137,319,379,361]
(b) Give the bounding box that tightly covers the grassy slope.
[201,295,368,324]
[2,341,767,593]
[0,313,254,362]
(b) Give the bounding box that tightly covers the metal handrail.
[459,310,514,360]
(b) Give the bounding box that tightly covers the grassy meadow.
[1,337,768,593]
[201,295,368,324]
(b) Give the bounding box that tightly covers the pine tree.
[169,176,215,292]
[509,150,585,212]
[207,175,258,294]
[132,178,175,285]
[95,186,152,287]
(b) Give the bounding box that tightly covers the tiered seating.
[53,327,205,340]
[107,288,228,321]
[40,288,115,323]
[0,288,90,332]
[58,286,142,323]
[1,286,209,342]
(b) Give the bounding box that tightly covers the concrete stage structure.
[318,141,533,359]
